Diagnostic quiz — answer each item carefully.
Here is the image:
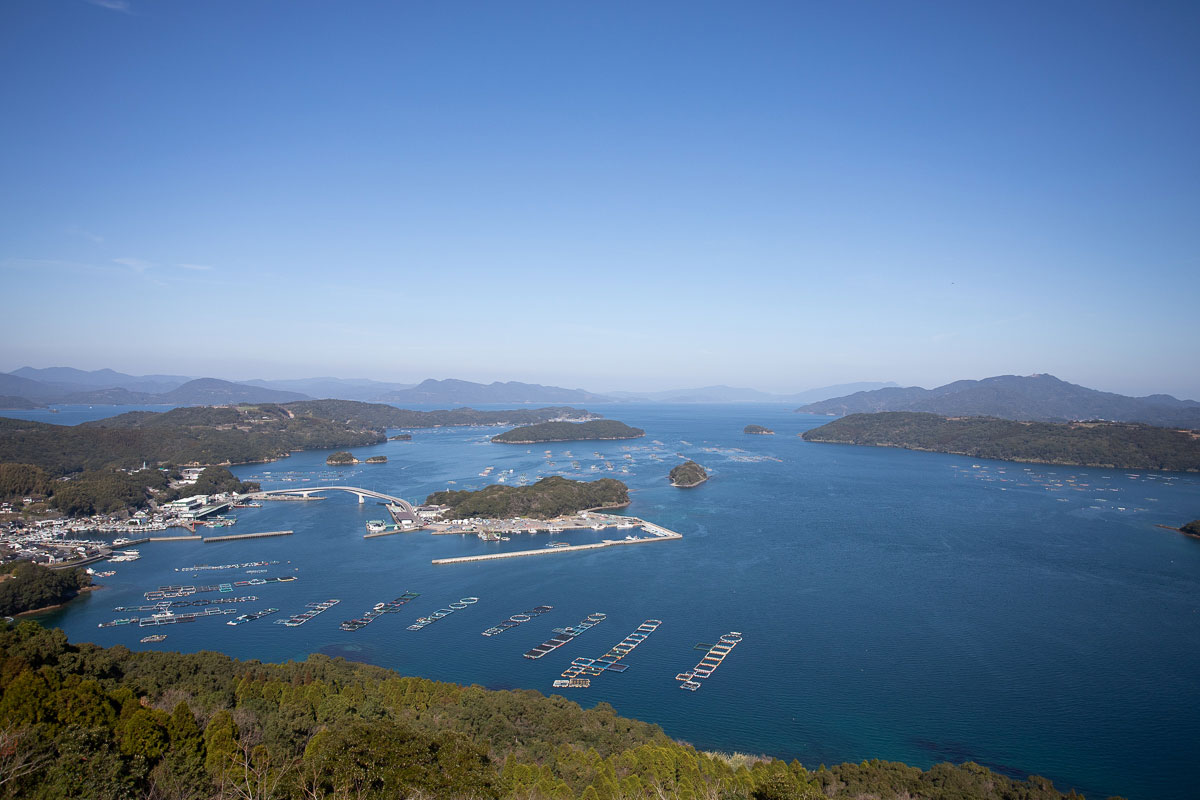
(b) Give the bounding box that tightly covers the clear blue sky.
[2,1,1198,398]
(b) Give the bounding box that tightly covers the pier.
[431,521,681,565]
[148,535,203,542]
[202,530,293,543]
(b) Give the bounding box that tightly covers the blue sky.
[2,1,1198,398]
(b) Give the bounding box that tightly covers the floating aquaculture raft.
[676,631,742,691]
[340,591,421,631]
[553,619,661,687]
[522,612,606,659]
[276,598,340,626]
[482,605,553,636]
[407,597,480,630]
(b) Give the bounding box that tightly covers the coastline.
[493,434,645,445]
[13,584,99,618]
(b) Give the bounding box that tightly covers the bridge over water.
[242,486,417,513]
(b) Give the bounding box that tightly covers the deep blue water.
[29,404,1200,800]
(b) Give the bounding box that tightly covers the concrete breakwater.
[431,521,681,565]
[202,530,293,543]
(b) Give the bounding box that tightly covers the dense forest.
[0,402,596,477]
[0,563,91,616]
[802,413,1200,472]
[0,621,1108,800]
[325,452,358,465]
[492,421,645,444]
[427,477,630,519]
[669,461,709,488]
[0,464,257,517]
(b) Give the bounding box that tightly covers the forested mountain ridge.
[802,412,1200,472]
[0,621,1105,800]
[799,374,1200,428]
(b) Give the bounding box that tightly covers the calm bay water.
[32,403,1200,800]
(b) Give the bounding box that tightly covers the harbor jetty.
[431,521,681,566]
[202,529,293,543]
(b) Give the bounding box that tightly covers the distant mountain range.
[798,374,1200,429]
[375,379,611,405]
[606,382,897,404]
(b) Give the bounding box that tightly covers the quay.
[202,530,293,543]
[431,521,682,566]
[149,535,203,542]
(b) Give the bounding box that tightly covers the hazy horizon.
[2,2,1198,399]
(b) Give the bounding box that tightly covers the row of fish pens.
[276,598,340,627]
[554,619,662,687]
[407,596,480,630]
[522,612,607,659]
[481,604,553,636]
[340,591,421,631]
[675,631,742,691]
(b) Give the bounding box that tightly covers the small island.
[325,451,360,465]
[364,455,388,464]
[669,460,708,488]
[426,476,629,519]
[1181,520,1200,539]
[388,433,413,441]
[491,420,645,444]
[744,424,774,435]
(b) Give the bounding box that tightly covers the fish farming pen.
[339,591,421,632]
[553,619,662,687]
[522,613,607,659]
[675,631,743,691]
[277,599,340,627]
[406,597,481,631]
[481,605,554,636]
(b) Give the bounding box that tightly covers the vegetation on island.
[669,461,709,488]
[1181,520,1200,537]
[744,425,774,435]
[286,400,596,431]
[364,455,387,463]
[325,451,359,465]
[0,400,595,518]
[389,433,413,441]
[426,476,629,519]
[0,621,1105,800]
[0,564,91,616]
[802,412,1200,472]
[0,464,257,517]
[492,420,645,444]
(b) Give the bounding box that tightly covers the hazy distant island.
[364,455,387,464]
[802,412,1200,472]
[0,395,43,410]
[669,460,709,488]
[426,476,629,519]
[491,419,645,444]
[797,372,1200,429]
[325,451,359,465]
[744,424,774,435]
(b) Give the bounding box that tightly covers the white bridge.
[243,486,416,513]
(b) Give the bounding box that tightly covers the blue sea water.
[31,403,1200,800]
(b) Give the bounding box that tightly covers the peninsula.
[491,419,644,444]
[744,424,774,435]
[426,476,629,519]
[802,412,1200,472]
[669,460,709,487]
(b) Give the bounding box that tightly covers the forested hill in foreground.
[803,412,1200,472]
[0,402,595,475]
[0,622,1105,800]
[798,374,1200,429]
